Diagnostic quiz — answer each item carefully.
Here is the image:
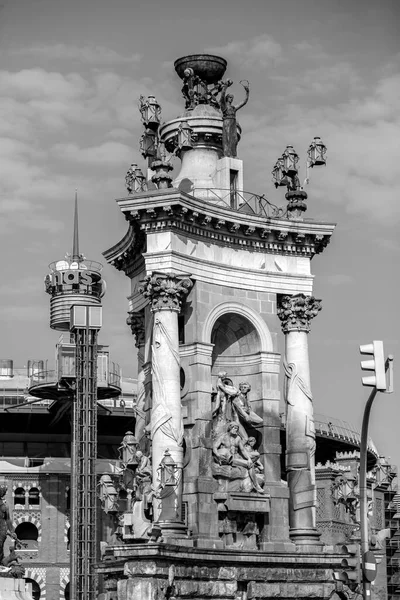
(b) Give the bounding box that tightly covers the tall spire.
[72,189,80,261]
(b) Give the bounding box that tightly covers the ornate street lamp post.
[272,138,327,220]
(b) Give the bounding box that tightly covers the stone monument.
[99,53,350,600]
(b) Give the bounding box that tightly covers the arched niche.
[203,302,273,380]
[202,302,273,354]
[211,312,261,367]
[15,522,39,550]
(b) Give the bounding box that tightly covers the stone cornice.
[104,189,335,274]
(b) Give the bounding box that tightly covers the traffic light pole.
[359,356,393,600]
[359,386,376,600]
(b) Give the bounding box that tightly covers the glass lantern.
[177,121,193,151]
[140,130,157,159]
[307,136,327,167]
[158,449,178,487]
[119,431,138,469]
[139,95,161,131]
[282,145,299,177]
[133,165,147,192]
[98,474,119,513]
[271,158,286,188]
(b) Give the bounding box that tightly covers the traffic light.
[333,544,361,590]
[360,340,386,390]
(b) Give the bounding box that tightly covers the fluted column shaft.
[278,293,321,546]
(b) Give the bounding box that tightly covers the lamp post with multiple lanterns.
[272,137,327,219]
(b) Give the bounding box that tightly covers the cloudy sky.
[0,0,399,469]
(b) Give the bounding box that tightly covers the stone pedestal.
[0,577,33,599]
[278,294,322,546]
[98,543,346,600]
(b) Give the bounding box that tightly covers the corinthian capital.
[139,272,193,312]
[126,310,145,347]
[277,294,322,333]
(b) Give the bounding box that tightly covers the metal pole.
[360,356,393,600]
[70,308,99,600]
[359,387,377,600]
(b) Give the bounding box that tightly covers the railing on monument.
[189,188,287,219]
[280,411,379,457]
[29,365,121,390]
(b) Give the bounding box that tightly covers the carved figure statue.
[212,372,238,422]
[182,68,197,110]
[0,484,25,578]
[231,382,263,432]
[0,485,17,564]
[220,80,250,158]
[212,423,265,494]
[244,437,265,492]
[213,422,253,469]
[134,450,152,502]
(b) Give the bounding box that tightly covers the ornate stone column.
[126,310,148,446]
[277,293,322,546]
[139,272,193,536]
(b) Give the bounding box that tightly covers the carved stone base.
[0,577,33,599]
[97,543,349,600]
[289,526,323,550]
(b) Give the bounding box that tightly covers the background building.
[0,358,137,600]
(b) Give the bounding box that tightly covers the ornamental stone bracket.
[277,294,322,333]
[103,223,146,274]
[126,310,145,347]
[139,272,193,312]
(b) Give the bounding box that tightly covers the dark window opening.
[178,315,185,345]
[14,487,25,507]
[118,489,128,513]
[64,582,70,600]
[229,170,238,209]
[28,487,40,506]
[15,522,39,550]
[180,368,186,391]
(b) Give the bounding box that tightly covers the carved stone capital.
[126,310,145,347]
[139,272,193,313]
[277,294,321,333]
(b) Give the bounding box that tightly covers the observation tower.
[28,195,121,600]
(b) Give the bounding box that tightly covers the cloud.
[10,44,142,66]
[207,34,283,69]
[0,69,87,100]
[240,62,400,225]
[318,274,354,286]
[53,141,133,166]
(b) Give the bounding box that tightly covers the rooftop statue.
[220,80,250,158]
